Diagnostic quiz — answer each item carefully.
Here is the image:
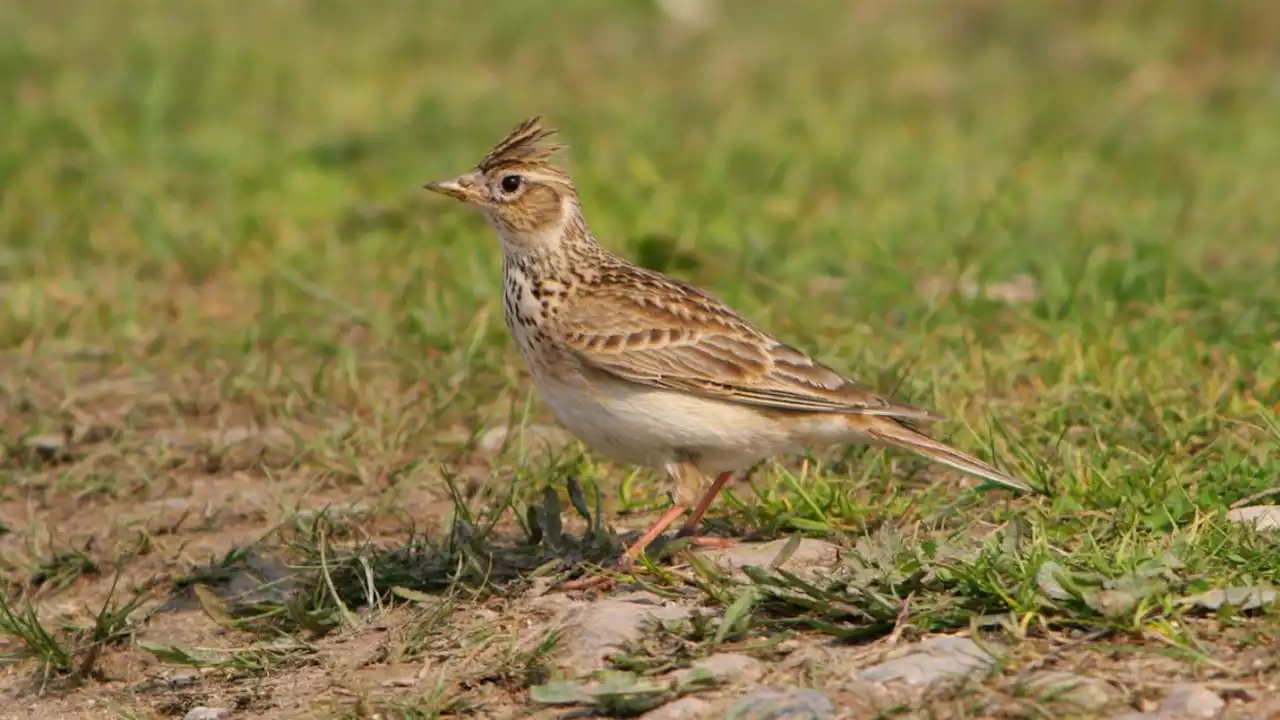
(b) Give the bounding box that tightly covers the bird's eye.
[500,175,522,193]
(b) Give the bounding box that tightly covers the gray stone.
[1180,587,1277,611]
[552,594,693,676]
[1156,684,1224,719]
[1021,671,1118,711]
[700,538,840,580]
[857,637,996,686]
[639,696,713,720]
[824,681,899,716]
[183,709,231,720]
[165,670,203,687]
[725,689,835,720]
[477,423,573,455]
[1091,588,1140,618]
[1226,506,1280,532]
[674,653,763,685]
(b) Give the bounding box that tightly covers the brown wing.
[553,267,942,423]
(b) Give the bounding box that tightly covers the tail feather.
[862,418,1032,493]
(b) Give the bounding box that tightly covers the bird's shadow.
[155,479,675,638]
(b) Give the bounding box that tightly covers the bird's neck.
[498,201,608,287]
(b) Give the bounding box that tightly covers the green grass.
[2,0,1279,716]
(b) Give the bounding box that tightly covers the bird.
[423,116,1032,574]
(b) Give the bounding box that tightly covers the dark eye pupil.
[501,175,521,192]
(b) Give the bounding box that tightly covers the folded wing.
[554,269,941,424]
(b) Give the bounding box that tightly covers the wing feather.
[554,268,941,424]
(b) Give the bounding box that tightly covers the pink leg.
[683,536,737,549]
[618,502,689,568]
[676,470,735,539]
[563,503,689,591]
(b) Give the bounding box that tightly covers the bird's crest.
[476,116,565,172]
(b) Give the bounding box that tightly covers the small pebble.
[1225,506,1280,532]
[857,637,995,686]
[639,696,713,720]
[552,595,693,676]
[725,689,835,720]
[183,709,231,720]
[165,670,202,687]
[478,423,572,455]
[1021,671,1117,711]
[675,653,763,685]
[1157,683,1224,719]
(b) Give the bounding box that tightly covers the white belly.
[533,372,797,473]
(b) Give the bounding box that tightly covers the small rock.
[824,680,899,715]
[165,670,203,687]
[700,538,840,580]
[21,434,71,462]
[183,709,231,720]
[725,689,835,720]
[1156,684,1224,719]
[1021,671,1118,711]
[639,696,713,720]
[1226,506,1280,532]
[857,637,996,686]
[613,591,670,606]
[656,0,718,31]
[1180,586,1278,611]
[478,423,574,456]
[1090,588,1139,618]
[675,653,763,685]
[552,594,693,676]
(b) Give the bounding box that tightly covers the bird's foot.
[561,573,615,592]
[681,536,737,549]
[560,537,735,591]
[561,554,635,592]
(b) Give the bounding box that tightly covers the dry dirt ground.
[1,371,1277,719]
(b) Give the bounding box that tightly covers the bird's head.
[424,116,583,254]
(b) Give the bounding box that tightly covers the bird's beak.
[423,174,479,203]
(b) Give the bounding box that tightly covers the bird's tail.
[860,417,1032,493]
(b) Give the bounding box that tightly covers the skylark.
[425,117,1032,570]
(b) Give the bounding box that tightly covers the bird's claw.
[681,536,737,549]
[561,555,635,592]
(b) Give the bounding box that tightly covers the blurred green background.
[2,0,1278,511]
